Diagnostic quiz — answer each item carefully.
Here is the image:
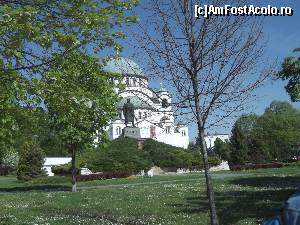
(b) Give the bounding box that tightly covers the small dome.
[103,57,145,77]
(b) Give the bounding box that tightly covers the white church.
[103,57,189,149]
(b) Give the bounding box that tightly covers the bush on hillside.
[78,137,152,174]
[17,142,46,181]
[143,139,207,169]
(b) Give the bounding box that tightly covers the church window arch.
[126,77,130,85]
[144,111,147,118]
[139,111,142,119]
[182,130,186,136]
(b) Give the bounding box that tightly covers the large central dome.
[103,57,145,77]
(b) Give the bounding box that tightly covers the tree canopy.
[277,48,300,102]
[226,101,300,165]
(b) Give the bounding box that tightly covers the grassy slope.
[0,166,299,225]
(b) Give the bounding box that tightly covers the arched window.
[139,111,142,119]
[116,126,122,135]
[182,130,186,136]
[126,77,130,85]
[144,112,147,118]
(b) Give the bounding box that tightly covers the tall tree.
[230,123,248,165]
[133,1,268,224]
[0,0,139,162]
[35,52,120,192]
[1,0,140,191]
[277,48,300,102]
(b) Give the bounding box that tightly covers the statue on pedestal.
[122,98,141,139]
[123,99,135,127]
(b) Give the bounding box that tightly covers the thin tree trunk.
[71,146,77,192]
[192,78,219,225]
[198,126,219,225]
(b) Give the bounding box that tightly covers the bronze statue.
[123,99,135,126]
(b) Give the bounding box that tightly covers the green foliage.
[2,151,19,173]
[208,156,222,167]
[27,176,69,185]
[230,123,249,165]
[0,0,139,178]
[143,139,203,169]
[277,48,300,102]
[78,137,152,174]
[34,52,120,150]
[214,138,231,161]
[52,163,78,176]
[16,142,45,181]
[97,137,152,173]
[229,101,300,165]
[0,0,139,71]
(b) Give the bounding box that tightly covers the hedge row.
[76,172,130,182]
[230,162,283,171]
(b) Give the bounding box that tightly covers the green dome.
[103,57,145,77]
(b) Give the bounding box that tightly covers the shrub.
[78,137,152,174]
[208,155,222,167]
[143,139,204,169]
[17,141,46,181]
[2,151,19,174]
[52,163,80,176]
[76,172,130,182]
[27,176,70,185]
[230,162,283,171]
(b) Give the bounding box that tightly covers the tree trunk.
[71,146,77,192]
[198,126,219,225]
[192,78,219,225]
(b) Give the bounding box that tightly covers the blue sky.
[120,1,300,141]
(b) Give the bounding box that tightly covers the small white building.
[103,57,189,149]
[204,133,230,149]
[43,157,72,176]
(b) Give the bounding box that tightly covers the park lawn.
[0,166,299,225]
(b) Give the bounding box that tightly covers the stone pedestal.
[123,127,141,139]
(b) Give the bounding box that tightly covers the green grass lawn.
[0,166,299,225]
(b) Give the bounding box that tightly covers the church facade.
[103,57,189,149]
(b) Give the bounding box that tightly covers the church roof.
[117,96,153,110]
[103,57,145,77]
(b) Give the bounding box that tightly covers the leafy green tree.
[277,48,300,102]
[252,101,300,162]
[230,123,248,165]
[0,65,26,164]
[35,53,119,191]
[0,0,139,73]
[214,138,231,162]
[17,141,45,181]
[229,101,300,164]
[1,0,139,190]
